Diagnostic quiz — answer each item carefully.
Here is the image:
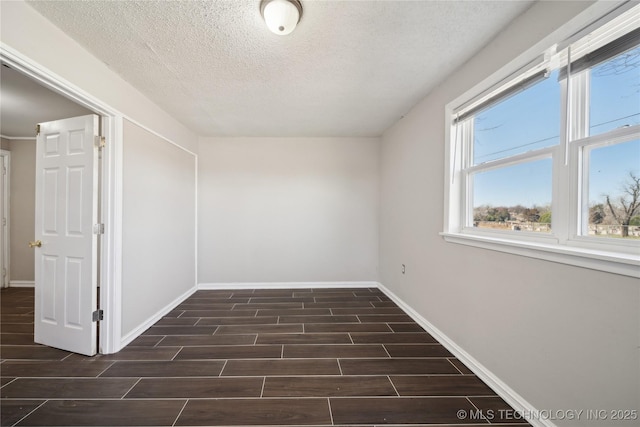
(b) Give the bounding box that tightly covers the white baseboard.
[377,282,554,427]
[9,280,35,288]
[198,281,379,290]
[119,285,197,348]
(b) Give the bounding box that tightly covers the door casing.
[1,47,123,354]
[0,149,10,288]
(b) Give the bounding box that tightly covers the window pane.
[473,70,560,165]
[472,158,552,233]
[586,139,640,239]
[589,45,640,136]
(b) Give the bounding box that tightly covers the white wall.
[379,1,639,426]
[198,137,379,284]
[6,139,36,282]
[122,120,196,337]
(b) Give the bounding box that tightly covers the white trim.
[198,281,379,290]
[0,150,10,288]
[9,280,35,288]
[441,232,639,278]
[122,116,197,157]
[377,282,556,427]
[194,155,199,289]
[0,135,35,141]
[99,115,123,354]
[119,285,197,348]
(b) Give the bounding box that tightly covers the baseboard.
[377,282,554,427]
[198,281,379,290]
[9,280,35,288]
[119,285,197,348]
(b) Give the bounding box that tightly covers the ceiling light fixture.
[260,0,303,36]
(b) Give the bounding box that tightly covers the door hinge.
[95,136,106,149]
[92,309,104,322]
[36,124,40,136]
[2,268,6,277]
[93,223,104,235]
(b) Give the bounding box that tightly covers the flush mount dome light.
[260,0,303,35]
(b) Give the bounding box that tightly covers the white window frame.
[443,4,640,278]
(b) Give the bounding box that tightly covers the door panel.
[34,114,99,356]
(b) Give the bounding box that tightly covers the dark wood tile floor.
[1,287,530,426]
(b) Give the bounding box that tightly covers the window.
[445,5,640,276]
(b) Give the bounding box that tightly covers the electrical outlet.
[401,264,405,274]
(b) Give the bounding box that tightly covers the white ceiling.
[24,0,534,137]
[0,65,92,139]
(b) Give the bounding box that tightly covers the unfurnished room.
[0,1,638,426]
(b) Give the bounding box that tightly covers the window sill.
[440,232,639,278]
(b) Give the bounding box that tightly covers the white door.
[34,115,100,356]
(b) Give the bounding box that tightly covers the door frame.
[0,149,10,288]
[1,47,122,354]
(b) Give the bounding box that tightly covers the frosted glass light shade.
[262,0,302,35]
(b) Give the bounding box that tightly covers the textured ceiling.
[26,0,533,137]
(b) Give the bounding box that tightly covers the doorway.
[0,53,121,354]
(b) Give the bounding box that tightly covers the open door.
[33,114,100,356]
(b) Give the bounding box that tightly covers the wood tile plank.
[304,323,392,333]
[263,376,396,397]
[0,344,71,360]
[283,344,388,358]
[175,345,282,360]
[234,303,303,309]
[256,308,331,316]
[278,315,360,324]
[222,359,340,376]
[384,344,453,358]
[331,307,406,315]
[0,361,114,378]
[391,375,497,396]
[330,397,477,425]
[450,358,474,374]
[358,314,415,323]
[1,378,138,399]
[17,399,186,426]
[157,334,256,346]
[1,334,36,346]
[153,317,199,326]
[339,358,460,375]
[143,326,218,336]
[195,316,279,325]
[178,310,257,318]
[100,361,225,377]
[0,400,44,427]
[388,323,425,332]
[350,332,437,344]
[256,333,352,344]
[176,398,331,426]
[126,335,164,347]
[1,324,34,334]
[215,324,302,334]
[125,377,263,398]
[65,347,181,362]
[303,301,375,308]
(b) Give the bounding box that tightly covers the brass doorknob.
[28,240,42,248]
